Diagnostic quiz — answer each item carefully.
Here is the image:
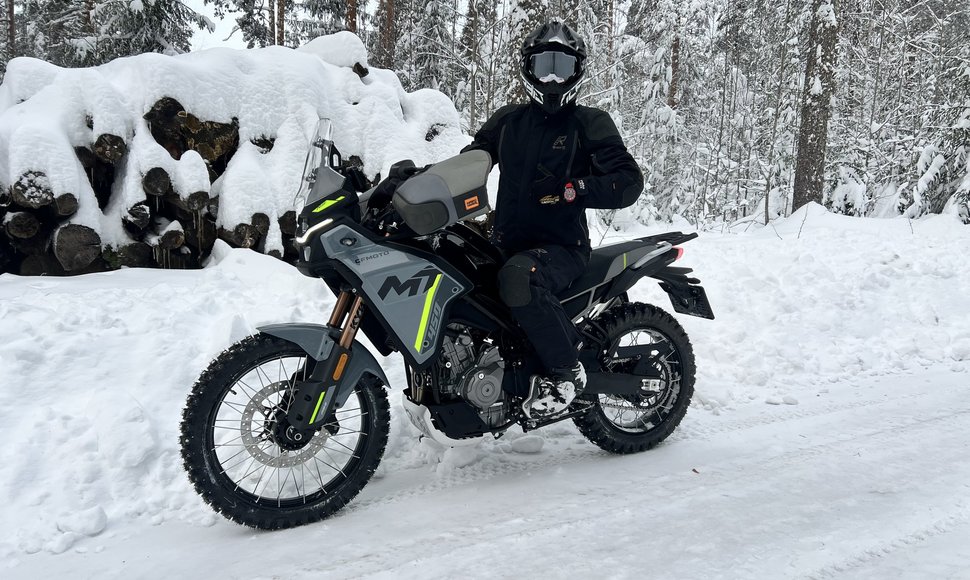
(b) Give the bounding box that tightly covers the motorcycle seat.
[558,240,658,300]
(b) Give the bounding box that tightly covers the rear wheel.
[180,333,390,529]
[574,303,695,454]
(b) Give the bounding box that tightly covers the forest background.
[1,0,968,227]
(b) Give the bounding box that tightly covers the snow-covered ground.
[1,204,968,578]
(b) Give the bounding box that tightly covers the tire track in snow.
[661,405,970,503]
[351,444,605,511]
[349,396,970,516]
[675,387,930,442]
[312,405,970,580]
[800,507,970,580]
[354,373,951,513]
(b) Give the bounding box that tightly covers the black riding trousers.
[498,245,588,371]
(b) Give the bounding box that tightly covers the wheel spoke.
[323,436,361,458]
[219,448,257,475]
[313,455,343,475]
[329,429,368,437]
[221,399,249,414]
[235,378,262,403]
[319,447,349,478]
[213,433,246,448]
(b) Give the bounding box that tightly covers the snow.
[298,32,370,69]
[0,33,468,253]
[2,206,970,577]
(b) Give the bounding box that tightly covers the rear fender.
[602,246,715,321]
[259,323,390,429]
[651,267,715,320]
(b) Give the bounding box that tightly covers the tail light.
[675,247,684,261]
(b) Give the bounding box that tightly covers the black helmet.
[520,21,587,114]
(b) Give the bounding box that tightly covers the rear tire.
[180,333,390,529]
[574,303,695,454]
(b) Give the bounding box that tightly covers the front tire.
[180,333,390,529]
[574,303,696,454]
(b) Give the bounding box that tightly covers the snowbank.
[1,206,969,562]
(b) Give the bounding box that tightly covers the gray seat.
[558,240,656,300]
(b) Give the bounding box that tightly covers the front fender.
[259,323,390,416]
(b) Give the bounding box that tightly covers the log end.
[12,171,54,210]
[54,224,102,271]
[54,193,79,218]
[4,212,41,239]
[143,167,172,197]
[94,134,127,164]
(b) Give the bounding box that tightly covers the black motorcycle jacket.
[462,101,643,253]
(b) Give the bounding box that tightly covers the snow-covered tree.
[409,1,456,97]
[20,0,211,66]
[503,0,546,103]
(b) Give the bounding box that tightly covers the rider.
[462,20,644,418]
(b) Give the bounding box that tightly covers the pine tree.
[3,0,14,64]
[209,0,274,48]
[394,0,418,88]
[125,0,213,55]
[504,0,547,103]
[410,1,456,96]
[926,7,970,220]
[19,0,210,67]
[291,0,344,44]
[369,0,395,68]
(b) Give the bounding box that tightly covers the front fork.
[285,292,365,429]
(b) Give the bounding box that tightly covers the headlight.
[295,218,333,245]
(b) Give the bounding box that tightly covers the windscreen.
[294,119,345,212]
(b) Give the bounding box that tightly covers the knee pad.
[498,255,535,307]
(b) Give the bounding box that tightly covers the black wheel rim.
[204,351,370,508]
[598,326,683,434]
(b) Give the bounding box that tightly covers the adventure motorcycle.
[179,120,715,529]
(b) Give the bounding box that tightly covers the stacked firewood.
[0,97,305,275]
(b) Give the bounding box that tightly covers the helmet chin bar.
[520,70,582,114]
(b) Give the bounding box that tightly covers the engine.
[436,327,509,429]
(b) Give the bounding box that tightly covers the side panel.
[318,224,468,367]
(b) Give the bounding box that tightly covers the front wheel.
[574,303,696,454]
[180,333,390,529]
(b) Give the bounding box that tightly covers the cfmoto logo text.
[354,251,389,265]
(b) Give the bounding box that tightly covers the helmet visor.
[529,51,578,84]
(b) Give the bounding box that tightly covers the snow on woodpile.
[0,31,468,275]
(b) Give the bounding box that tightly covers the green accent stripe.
[312,195,345,213]
[414,274,443,352]
[623,252,627,268]
[309,391,327,424]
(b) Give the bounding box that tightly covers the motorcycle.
[179,119,715,529]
